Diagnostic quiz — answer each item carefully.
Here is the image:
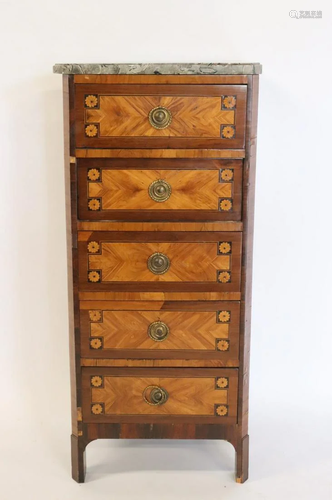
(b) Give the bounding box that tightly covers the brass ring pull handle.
[148,106,172,129]
[143,385,169,406]
[147,252,170,275]
[148,179,172,203]
[148,321,170,342]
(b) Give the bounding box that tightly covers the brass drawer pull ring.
[147,252,170,275]
[148,321,170,342]
[143,385,169,406]
[148,179,172,202]
[148,106,172,129]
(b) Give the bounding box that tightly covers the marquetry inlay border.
[87,373,235,418]
[85,166,236,213]
[86,242,232,284]
[83,94,237,139]
[87,306,232,352]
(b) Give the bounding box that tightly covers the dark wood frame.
[63,73,259,483]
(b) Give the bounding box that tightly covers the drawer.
[78,231,242,292]
[80,300,240,363]
[82,368,238,423]
[75,84,247,149]
[78,158,242,222]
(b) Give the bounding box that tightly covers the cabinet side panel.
[63,75,81,435]
[238,75,259,436]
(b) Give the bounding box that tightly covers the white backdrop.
[1,0,332,498]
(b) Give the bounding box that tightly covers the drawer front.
[78,232,242,292]
[75,84,247,149]
[78,158,242,222]
[82,368,238,423]
[80,300,240,363]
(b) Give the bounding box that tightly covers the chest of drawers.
[54,63,262,483]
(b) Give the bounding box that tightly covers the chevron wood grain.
[93,376,227,415]
[91,311,228,349]
[74,84,247,149]
[88,242,229,282]
[79,300,240,361]
[88,169,231,211]
[78,231,242,291]
[77,158,243,222]
[85,96,234,138]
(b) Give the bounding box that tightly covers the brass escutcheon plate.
[148,321,170,341]
[148,179,172,203]
[148,106,172,129]
[147,252,170,275]
[143,385,169,406]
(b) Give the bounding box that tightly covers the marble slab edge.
[53,63,262,75]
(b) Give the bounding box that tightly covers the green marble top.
[53,63,262,75]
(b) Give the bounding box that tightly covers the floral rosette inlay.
[219,199,232,211]
[85,124,98,137]
[91,403,104,415]
[90,338,103,350]
[218,310,231,323]
[85,95,98,108]
[89,310,102,322]
[91,376,103,388]
[218,271,231,283]
[87,241,100,253]
[88,168,101,181]
[223,96,236,109]
[215,405,228,416]
[88,198,101,211]
[216,339,230,351]
[220,169,234,181]
[222,125,235,139]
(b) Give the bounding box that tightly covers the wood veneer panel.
[75,84,246,149]
[77,221,243,232]
[78,158,242,222]
[238,75,259,443]
[78,291,241,301]
[75,149,245,159]
[81,359,238,367]
[82,367,238,424]
[78,231,242,292]
[63,75,81,437]
[74,75,248,84]
[79,300,240,362]
[82,422,237,441]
